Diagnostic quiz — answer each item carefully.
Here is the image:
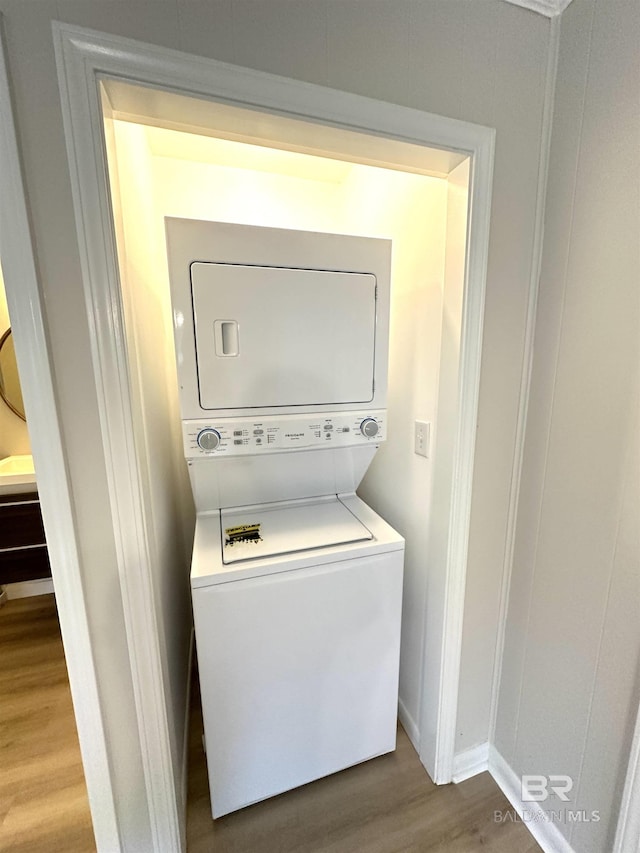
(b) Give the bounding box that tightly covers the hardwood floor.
[186,676,541,853]
[0,594,95,853]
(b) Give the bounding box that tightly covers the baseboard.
[489,745,575,853]
[5,578,54,599]
[452,742,489,783]
[181,629,195,806]
[398,697,420,753]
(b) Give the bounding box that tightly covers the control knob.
[360,418,380,438]
[197,428,221,451]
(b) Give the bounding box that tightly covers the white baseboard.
[489,745,575,853]
[5,578,55,599]
[398,697,420,754]
[181,629,195,806]
[177,628,195,850]
[453,742,489,782]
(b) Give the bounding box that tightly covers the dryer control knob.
[360,418,380,438]
[197,428,221,451]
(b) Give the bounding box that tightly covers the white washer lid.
[220,495,373,565]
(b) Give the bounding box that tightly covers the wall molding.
[488,14,561,745]
[503,0,574,18]
[0,15,120,852]
[452,742,489,783]
[54,26,182,853]
[613,703,640,853]
[489,746,576,853]
[180,631,195,823]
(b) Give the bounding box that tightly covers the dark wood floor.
[0,594,95,853]
[186,676,541,853]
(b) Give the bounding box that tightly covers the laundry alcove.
[102,74,471,787]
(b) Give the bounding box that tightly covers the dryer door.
[191,263,376,410]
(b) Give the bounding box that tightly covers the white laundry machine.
[166,219,404,819]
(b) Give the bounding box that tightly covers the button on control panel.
[183,411,385,458]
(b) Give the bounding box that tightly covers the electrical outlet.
[414,420,430,458]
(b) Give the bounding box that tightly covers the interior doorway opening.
[0,261,94,848]
[99,77,471,804]
[0,263,52,599]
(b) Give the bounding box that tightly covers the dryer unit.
[166,219,404,818]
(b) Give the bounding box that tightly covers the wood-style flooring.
[1,595,541,852]
[0,594,95,853]
[186,675,541,853]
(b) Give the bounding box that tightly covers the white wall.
[151,142,346,234]
[0,1,553,845]
[0,271,31,457]
[341,167,448,738]
[494,0,640,849]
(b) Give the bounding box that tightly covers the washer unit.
[166,219,404,819]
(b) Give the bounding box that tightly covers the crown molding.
[503,0,574,17]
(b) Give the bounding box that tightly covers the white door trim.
[426,136,493,783]
[0,17,120,851]
[614,702,640,853]
[52,21,494,842]
[53,26,182,853]
[488,14,561,747]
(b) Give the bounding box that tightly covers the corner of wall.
[487,12,562,751]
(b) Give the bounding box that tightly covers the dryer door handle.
[214,320,239,357]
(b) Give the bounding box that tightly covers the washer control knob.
[197,428,221,451]
[360,418,380,438]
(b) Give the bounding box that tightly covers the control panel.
[183,411,386,458]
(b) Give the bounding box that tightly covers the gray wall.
[495,0,640,849]
[0,0,551,846]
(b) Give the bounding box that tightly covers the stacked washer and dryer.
[166,218,405,819]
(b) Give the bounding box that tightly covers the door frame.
[0,18,120,851]
[614,701,640,853]
[51,21,494,846]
